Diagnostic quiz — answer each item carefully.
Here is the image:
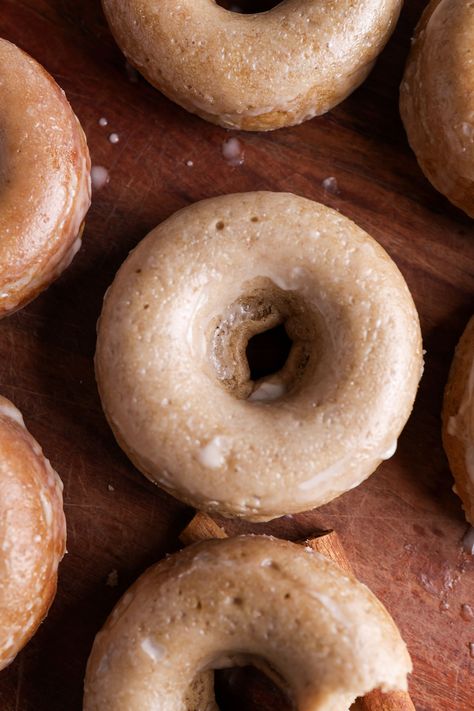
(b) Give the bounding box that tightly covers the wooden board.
[0,1,473,709]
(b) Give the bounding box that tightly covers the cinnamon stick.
[180,510,227,545]
[180,512,416,711]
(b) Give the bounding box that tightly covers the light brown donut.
[400,0,474,217]
[0,38,91,316]
[84,536,412,711]
[101,0,402,131]
[95,192,423,521]
[0,396,66,670]
[442,316,474,526]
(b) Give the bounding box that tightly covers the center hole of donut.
[215,666,294,710]
[216,0,282,13]
[246,323,292,381]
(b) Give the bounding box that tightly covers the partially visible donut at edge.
[95,192,423,522]
[400,0,474,217]
[0,396,66,670]
[442,316,474,526]
[0,38,91,317]
[101,0,403,131]
[84,536,412,711]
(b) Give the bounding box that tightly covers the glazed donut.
[400,0,474,217]
[0,396,66,670]
[84,536,412,710]
[0,39,91,316]
[95,192,423,521]
[101,0,402,131]
[442,317,474,525]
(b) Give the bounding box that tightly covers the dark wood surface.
[1,1,473,709]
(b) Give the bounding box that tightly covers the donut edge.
[442,316,474,526]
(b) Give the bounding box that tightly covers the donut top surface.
[84,536,411,710]
[400,0,474,216]
[96,192,423,521]
[0,396,66,670]
[0,38,91,315]
[102,0,402,129]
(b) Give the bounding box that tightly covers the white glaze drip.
[299,457,348,491]
[381,441,397,460]
[462,527,474,555]
[0,400,25,427]
[249,380,286,402]
[140,637,165,662]
[39,489,53,527]
[198,436,230,469]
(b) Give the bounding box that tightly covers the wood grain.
[0,1,473,709]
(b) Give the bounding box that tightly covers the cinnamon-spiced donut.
[95,192,423,521]
[442,316,474,525]
[84,536,412,710]
[102,0,402,131]
[0,396,66,670]
[400,0,474,217]
[0,38,91,316]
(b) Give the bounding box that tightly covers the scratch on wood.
[14,656,24,711]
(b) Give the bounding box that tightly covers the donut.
[0,396,66,670]
[0,38,91,317]
[95,192,423,521]
[84,536,412,710]
[400,0,474,217]
[442,316,474,526]
[101,0,403,131]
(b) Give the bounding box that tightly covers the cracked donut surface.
[95,192,423,521]
[102,0,402,130]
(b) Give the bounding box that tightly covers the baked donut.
[84,536,412,710]
[0,38,91,316]
[400,0,474,217]
[0,396,66,670]
[442,316,474,525]
[95,192,423,521]
[101,0,403,131]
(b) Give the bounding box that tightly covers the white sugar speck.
[91,166,110,192]
[322,176,340,195]
[186,160,194,167]
[222,137,245,166]
[109,133,120,144]
[98,117,108,127]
